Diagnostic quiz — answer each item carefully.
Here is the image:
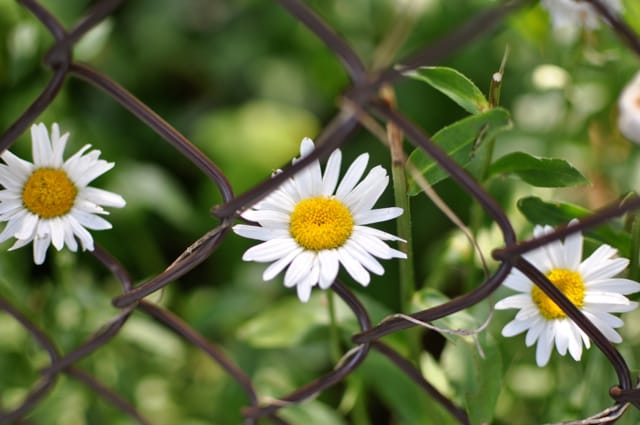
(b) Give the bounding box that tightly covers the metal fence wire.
[2,0,640,424]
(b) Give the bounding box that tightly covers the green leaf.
[361,351,460,425]
[407,66,490,114]
[237,293,355,348]
[517,196,631,255]
[440,333,503,425]
[280,401,350,425]
[488,152,589,187]
[407,108,511,194]
[236,295,328,347]
[110,162,197,231]
[411,288,478,343]
[413,290,503,423]
[464,335,503,425]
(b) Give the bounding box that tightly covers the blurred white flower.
[495,220,640,367]
[540,0,622,29]
[0,123,125,264]
[233,138,406,302]
[618,71,640,144]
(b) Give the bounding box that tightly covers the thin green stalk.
[349,377,372,425]
[381,85,415,313]
[629,214,640,282]
[380,85,420,366]
[470,46,510,278]
[327,291,342,363]
[391,158,415,311]
[480,45,509,182]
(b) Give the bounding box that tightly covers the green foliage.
[488,152,589,187]
[407,66,490,114]
[407,107,512,193]
[361,351,460,425]
[237,295,343,348]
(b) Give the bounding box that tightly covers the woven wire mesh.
[1,0,640,424]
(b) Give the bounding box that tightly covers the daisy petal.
[49,217,65,250]
[579,245,627,280]
[31,123,54,167]
[318,249,339,289]
[297,281,313,303]
[338,247,370,286]
[350,231,406,260]
[502,269,533,292]
[322,149,342,196]
[563,220,582,269]
[587,278,640,294]
[354,207,403,226]
[33,235,51,265]
[343,166,388,213]
[343,240,385,275]
[285,251,315,288]
[262,247,304,281]
[566,322,584,361]
[335,153,368,199]
[554,320,570,355]
[233,225,290,242]
[535,323,555,366]
[501,319,531,337]
[15,213,38,240]
[525,319,545,346]
[242,238,298,262]
[293,138,322,198]
[495,294,532,310]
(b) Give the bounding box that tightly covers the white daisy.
[618,70,640,145]
[233,137,406,302]
[495,220,640,367]
[0,122,126,265]
[540,0,622,29]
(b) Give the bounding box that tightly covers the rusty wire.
[1,0,640,424]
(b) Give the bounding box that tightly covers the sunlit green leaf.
[237,296,326,347]
[407,107,511,194]
[488,152,589,187]
[407,66,490,114]
[237,294,354,348]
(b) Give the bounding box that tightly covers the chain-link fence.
[2,0,640,424]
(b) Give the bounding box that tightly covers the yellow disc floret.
[531,269,586,320]
[22,168,77,218]
[289,197,354,251]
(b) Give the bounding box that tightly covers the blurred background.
[1,0,640,423]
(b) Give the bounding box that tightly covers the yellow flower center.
[289,197,354,251]
[531,269,585,320]
[22,168,77,218]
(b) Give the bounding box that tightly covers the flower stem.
[629,214,640,282]
[349,377,372,425]
[391,155,415,309]
[327,291,342,363]
[481,45,509,181]
[380,85,415,312]
[380,85,421,366]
